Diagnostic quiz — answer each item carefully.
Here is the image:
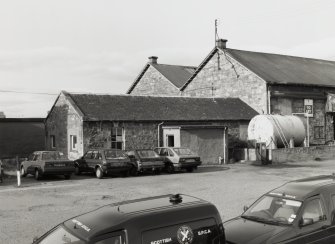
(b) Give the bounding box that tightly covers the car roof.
[63,194,220,241]
[267,175,335,201]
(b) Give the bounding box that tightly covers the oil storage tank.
[248,115,306,148]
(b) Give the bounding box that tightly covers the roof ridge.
[152,63,197,69]
[225,48,335,63]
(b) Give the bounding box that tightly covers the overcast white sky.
[1,0,335,117]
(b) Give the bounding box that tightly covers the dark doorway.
[167,135,174,147]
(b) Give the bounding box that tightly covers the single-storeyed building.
[45,91,257,163]
[181,39,335,145]
[0,118,45,158]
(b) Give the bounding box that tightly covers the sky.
[0,0,335,117]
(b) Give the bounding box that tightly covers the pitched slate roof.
[181,47,335,90]
[127,63,196,93]
[65,93,258,121]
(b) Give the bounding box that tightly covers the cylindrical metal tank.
[248,115,306,148]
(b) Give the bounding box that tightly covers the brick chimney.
[148,56,158,64]
[216,39,228,49]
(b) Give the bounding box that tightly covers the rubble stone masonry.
[182,50,267,114]
[130,65,181,96]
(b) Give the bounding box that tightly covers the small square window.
[70,135,78,151]
[50,135,56,148]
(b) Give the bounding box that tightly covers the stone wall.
[83,121,159,152]
[182,50,268,114]
[271,146,335,164]
[45,93,83,159]
[130,65,181,96]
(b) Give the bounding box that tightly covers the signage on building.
[326,93,335,112]
[304,99,313,117]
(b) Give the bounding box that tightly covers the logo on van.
[177,225,194,244]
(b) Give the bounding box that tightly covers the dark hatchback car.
[224,175,335,244]
[32,194,226,244]
[74,149,132,179]
[126,149,165,175]
[21,151,74,180]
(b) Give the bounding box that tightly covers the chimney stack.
[148,56,158,64]
[216,39,228,49]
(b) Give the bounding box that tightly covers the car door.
[84,150,100,169]
[167,148,178,165]
[25,153,36,174]
[294,196,331,243]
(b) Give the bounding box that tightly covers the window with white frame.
[111,127,124,149]
[70,135,78,151]
[50,135,56,148]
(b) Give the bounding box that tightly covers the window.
[302,198,326,224]
[70,135,78,151]
[50,135,56,148]
[111,127,124,149]
[314,126,324,139]
[84,151,93,159]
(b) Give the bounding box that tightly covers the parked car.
[154,147,202,173]
[32,193,226,244]
[74,149,133,179]
[21,151,74,180]
[224,175,335,244]
[125,149,165,175]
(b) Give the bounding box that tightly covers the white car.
[154,147,202,173]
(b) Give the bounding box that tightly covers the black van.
[33,194,225,244]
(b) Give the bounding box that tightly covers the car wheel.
[130,166,138,176]
[35,169,41,180]
[95,167,103,179]
[186,167,194,173]
[20,166,27,177]
[166,164,174,174]
[74,166,81,176]
[122,170,130,177]
[64,174,71,180]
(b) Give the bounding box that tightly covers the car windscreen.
[242,195,302,225]
[173,148,195,156]
[137,150,159,158]
[105,150,127,159]
[38,226,85,244]
[42,152,67,160]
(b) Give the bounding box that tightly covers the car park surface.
[154,147,202,173]
[224,175,335,244]
[3,160,335,244]
[126,149,165,175]
[33,194,225,244]
[20,151,75,180]
[74,149,133,179]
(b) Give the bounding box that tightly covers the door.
[162,128,180,147]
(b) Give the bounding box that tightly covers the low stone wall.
[271,146,335,164]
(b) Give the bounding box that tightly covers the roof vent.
[216,39,228,49]
[148,56,158,64]
[169,194,183,204]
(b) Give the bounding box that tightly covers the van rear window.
[142,218,220,244]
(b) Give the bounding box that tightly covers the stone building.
[0,118,45,158]
[180,39,335,145]
[127,56,196,95]
[45,91,257,163]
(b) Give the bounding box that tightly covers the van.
[33,194,225,244]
